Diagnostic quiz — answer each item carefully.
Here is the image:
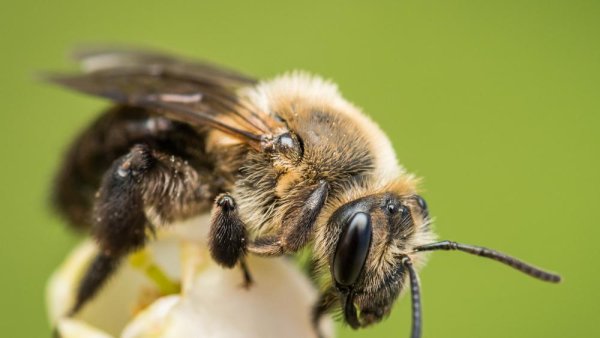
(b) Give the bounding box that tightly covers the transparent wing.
[46,47,283,146]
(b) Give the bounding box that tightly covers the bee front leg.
[247,180,329,256]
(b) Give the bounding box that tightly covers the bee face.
[327,191,430,327]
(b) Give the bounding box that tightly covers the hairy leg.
[53,105,210,231]
[70,144,213,315]
[208,194,253,286]
[248,180,329,256]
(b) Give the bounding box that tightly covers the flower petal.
[122,295,180,338]
[139,255,334,338]
[47,215,335,338]
[57,318,114,338]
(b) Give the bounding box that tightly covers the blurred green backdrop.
[1,1,598,337]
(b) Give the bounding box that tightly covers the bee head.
[326,191,431,328]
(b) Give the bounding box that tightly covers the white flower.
[47,215,334,338]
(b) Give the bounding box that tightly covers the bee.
[48,48,560,338]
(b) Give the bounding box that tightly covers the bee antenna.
[413,240,561,283]
[401,256,422,338]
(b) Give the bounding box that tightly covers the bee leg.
[280,180,329,251]
[312,288,337,338]
[246,236,285,256]
[53,106,209,232]
[209,194,253,286]
[239,256,253,288]
[69,253,122,316]
[69,144,212,316]
[247,180,329,256]
[209,181,329,281]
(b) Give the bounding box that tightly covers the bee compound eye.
[415,195,429,217]
[333,212,373,287]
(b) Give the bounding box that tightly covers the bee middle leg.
[209,194,253,286]
[71,143,213,315]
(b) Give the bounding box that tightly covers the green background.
[1,1,598,337]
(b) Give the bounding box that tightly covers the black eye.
[415,195,429,217]
[333,212,373,287]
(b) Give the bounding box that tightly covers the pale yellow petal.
[47,215,335,338]
[121,295,180,338]
[57,318,114,338]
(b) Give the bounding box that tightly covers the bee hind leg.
[69,253,122,316]
[68,143,213,317]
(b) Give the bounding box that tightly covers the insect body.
[49,48,560,338]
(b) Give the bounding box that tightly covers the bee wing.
[71,47,256,87]
[46,48,283,147]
